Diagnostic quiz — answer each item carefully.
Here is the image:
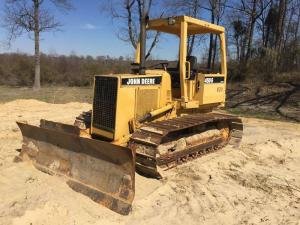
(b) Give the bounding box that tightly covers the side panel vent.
[93,76,118,132]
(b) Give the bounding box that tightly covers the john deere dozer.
[17,16,243,215]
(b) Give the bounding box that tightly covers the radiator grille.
[92,76,118,132]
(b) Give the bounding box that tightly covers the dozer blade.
[16,120,135,215]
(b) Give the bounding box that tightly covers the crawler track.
[129,113,243,178]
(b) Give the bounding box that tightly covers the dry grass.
[0,83,299,122]
[0,86,93,104]
[226,81,300,122]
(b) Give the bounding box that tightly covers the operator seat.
[169,55,198,88]
[186,55,198,79]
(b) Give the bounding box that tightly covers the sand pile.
[0,100,299,225]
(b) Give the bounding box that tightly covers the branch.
[255,0,272,20]
[39,8,62,32]
[145,11,164,59]
[137,0,142,20]
[147,0,153,15]
[2,0,70,47]
[49,0,73,11]
[2,0,34,42]
[145,31,160,59]
[126,0,137,49]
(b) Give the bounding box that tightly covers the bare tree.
[275,0,288,51]
[232,19,247,61]
[279,0,300,70]
[205,0,227,69]
[2,0,72,90]
[165,0,202,56]
[228,0,272,63]
[166,0,228,68]
[102,0,161,59]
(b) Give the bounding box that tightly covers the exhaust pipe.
[139,1,147,75]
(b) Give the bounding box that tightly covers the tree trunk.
[212,15,221,70]
[207,1,216,69]
[33,0,41,90]
[275,0,287,51]
[235,37,240,61]
[295,7,300,42]
[264,22,270,47]
[126,0,137,49]
[211,35,218,70]
[245,0,258,62]
[187,0,199,56]
[283,6,294,51]
[264,0,274,48]
[261,19,265,47]
[274,0,287,70]
[187,35,195,56]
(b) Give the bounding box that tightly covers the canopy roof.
[147,16,225,35]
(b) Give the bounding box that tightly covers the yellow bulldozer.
[16,16,243,215]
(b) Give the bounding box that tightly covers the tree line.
[106,0,299,80]
[0,53,131,86]
[0,0,299,88]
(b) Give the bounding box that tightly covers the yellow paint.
[91,15,228,144]
[148,16,225,35]
[179,20,188,103]
[149,104,174,117]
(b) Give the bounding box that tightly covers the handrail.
[185,61,191,79]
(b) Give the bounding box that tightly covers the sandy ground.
[0,100,299,225]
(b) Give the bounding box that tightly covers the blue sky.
[0,0,181,59]
[0,0,214,59]
[0,0,134,57]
